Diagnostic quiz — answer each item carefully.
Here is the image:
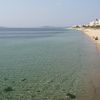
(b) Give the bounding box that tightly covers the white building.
[89,21,95,26]
[89,19,100,26]
[96,19,100,26]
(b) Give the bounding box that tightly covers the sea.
[0,28,100,100]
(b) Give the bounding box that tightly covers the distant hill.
[0,27,7,29]
[0,26,67,31]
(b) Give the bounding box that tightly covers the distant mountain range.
[0,26,67,31]
[0,26,66,28]
[0,27,7,29]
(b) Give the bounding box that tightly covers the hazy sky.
[0,0,100,27]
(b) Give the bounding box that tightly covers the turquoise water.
[0,29,100,100]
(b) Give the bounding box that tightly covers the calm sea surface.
[0,29,100,100]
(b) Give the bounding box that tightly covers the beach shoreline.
[75,28,100,44]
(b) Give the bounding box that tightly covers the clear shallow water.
[0,29,100,100]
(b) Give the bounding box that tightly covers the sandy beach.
[76,28,100,100]
[78,28,100,44]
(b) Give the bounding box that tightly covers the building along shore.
[73,19,100,44]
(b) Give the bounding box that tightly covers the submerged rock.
[21,78,26,81]
[4,78,8,81]
[37,90,41,93]
[4,86,14,92]
[67,93,76,99]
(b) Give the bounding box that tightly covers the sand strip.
[76,28,100,44]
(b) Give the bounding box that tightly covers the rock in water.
[4,86,14,92]
[67,93,76,99]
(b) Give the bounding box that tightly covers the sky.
[0,0,100,27]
